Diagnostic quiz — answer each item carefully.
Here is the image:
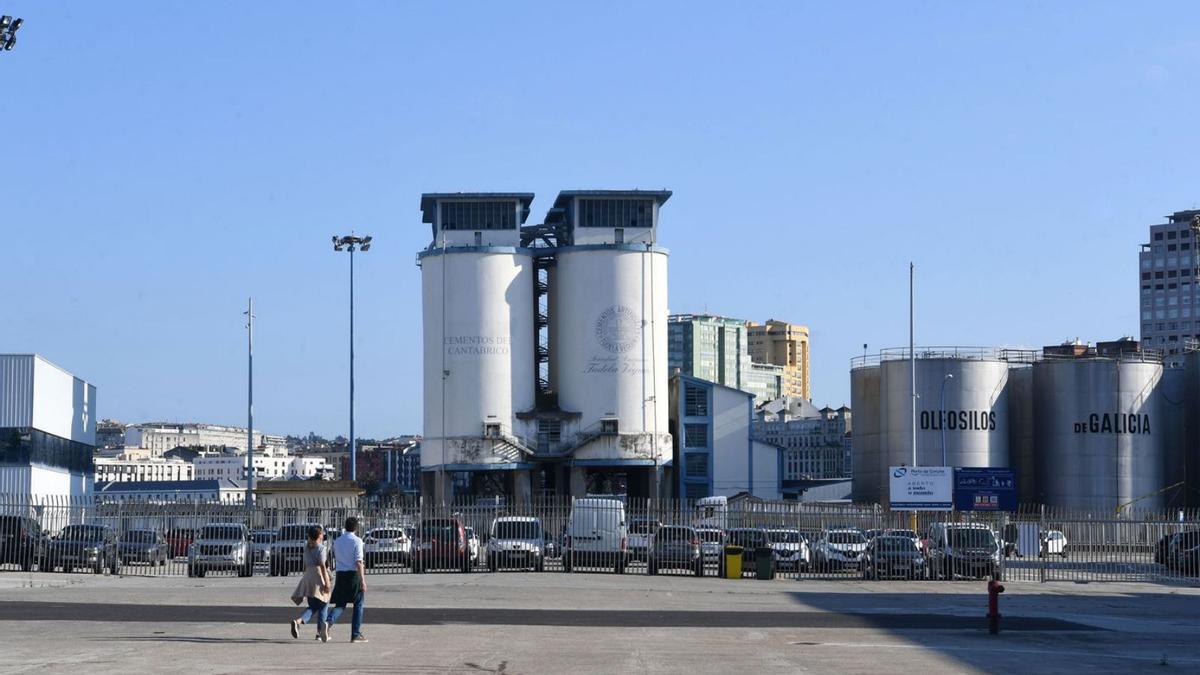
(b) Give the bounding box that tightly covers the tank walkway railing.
[851,346,1165,369]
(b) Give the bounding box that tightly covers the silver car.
[188,523,253,578]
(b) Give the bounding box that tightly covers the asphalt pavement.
[0,571,1197,674]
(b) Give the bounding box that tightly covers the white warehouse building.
[419,190,673,502]
[0,354,96,500]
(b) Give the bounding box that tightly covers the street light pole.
[333,234,372,483]
[244,298,254,511]
[940,373,954,467]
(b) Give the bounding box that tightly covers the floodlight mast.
[332,234,372,482]
[0,16,23,52]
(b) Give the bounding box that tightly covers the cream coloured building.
[124,422,287,457]
[747,320,811,400]
[94,458,195,483]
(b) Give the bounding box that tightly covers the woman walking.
[290,525,332,642]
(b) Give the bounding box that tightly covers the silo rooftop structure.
[418,193,539,503]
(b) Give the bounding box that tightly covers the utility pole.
[244,298,255,511]
[910,263,917,467]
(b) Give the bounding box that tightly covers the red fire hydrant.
[987,576,1005,634]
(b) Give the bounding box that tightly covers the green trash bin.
[755,546,776,580]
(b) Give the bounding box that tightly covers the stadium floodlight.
[331,233,372,482]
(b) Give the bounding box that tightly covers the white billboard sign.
[889,466,953,511]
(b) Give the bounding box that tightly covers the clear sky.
[3,2,1198,438]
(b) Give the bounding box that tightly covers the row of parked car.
[4,509,1198,580]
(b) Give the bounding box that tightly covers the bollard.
[987,573,1005,634]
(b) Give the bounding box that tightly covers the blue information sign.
[953,468,1017,512]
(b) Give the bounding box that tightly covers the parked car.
[695,527,725,567]
[543,527,561,559]
[563,498,628,574]
[249,529,276,565]
[166,528,195,558]
[647,525,704,576]
[766,528,810,571]
[726,528,771,575]
[862,535,926,579]
[627,517,661,562]
[1040,530,1068,558]
[46,524,121,575]
[926,522,1001,580]
[188,523,253,578]
[1158,530,1200,573]
[118,529,169,566]
[0,515,47,572]
[270,523,324,576]
[812,528,868,572]
[412,518,471,573]
[364,527,411,568]
[1177,540,1200,576]
[465,526,481,565]
[486,516,546,572]
[884,529,922,553]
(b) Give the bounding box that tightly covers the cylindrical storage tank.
[1008,366,1035,504]
[881,355,1010,475]
[850,365,881,503]
[1033,358,1163,512]
[420,249,536,468]
[551,245,669,462]
[1185,352,1200,508]
[1159,366,1188,508]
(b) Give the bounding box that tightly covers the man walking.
[326,516,368,643]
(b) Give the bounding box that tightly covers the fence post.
[1038,504,1046,583]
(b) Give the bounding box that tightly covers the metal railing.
[851,345,1166,370]
[0,495,1196,585]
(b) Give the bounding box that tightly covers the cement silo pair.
[419,191,672,502]
[851,347,1177,512]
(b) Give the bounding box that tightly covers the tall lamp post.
[333,234,372,483]
[940,373,954,467]
[244,298,255,511]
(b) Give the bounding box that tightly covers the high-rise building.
[1140,210,1200,363]
[748,320,811,400]
[668,313,786,402]
[667,314,751,389]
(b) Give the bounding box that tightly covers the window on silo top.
[440,201,516,231]
[684,385,708,417]
[578,199,653,228]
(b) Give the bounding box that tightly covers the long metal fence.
[0,495,1197,585]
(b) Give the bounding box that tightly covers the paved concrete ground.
[1,571,1198,674]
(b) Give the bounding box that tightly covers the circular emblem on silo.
[595,305,640,354]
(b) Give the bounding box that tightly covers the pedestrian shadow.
[96,636,293,645]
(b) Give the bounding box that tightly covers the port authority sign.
[889,466,953,511]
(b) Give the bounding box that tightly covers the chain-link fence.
[1,495,1197,584]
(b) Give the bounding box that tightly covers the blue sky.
[3,2,1198,438]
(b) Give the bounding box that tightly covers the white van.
[693,496,728,531]
[564,497,628,574]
